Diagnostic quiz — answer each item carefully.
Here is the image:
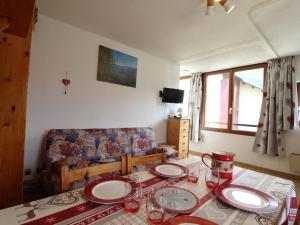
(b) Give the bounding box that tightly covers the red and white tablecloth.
[0,156,297,225]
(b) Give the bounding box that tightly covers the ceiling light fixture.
[205,0,236,16]
[219,0,236,13]
[206,0,214,16]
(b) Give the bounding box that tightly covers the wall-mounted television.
[160,88,184,103]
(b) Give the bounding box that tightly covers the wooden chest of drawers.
[167,118,190,158]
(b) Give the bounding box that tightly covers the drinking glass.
[124,181,142,213]
[205,167,220,189]
[146,188,165,224]
[187,163,200,184]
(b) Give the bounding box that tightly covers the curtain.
[253,56,296,157]
[188,72,202,142]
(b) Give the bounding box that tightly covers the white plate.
[222,188,269,209]
[92,180,131,200]
[154,163,186,178]
[84,177,137,204]
[153,187,199,213]
[214,184,279,213]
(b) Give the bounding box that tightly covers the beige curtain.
[253,56,296,157]
[188,73,202,142]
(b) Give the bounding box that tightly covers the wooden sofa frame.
[56,144,176,192]
[126,152,167,174]
[60,156,126,192]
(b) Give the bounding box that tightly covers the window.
[204,72,230,129]
[202,64,266,135]
[179,76,191,118]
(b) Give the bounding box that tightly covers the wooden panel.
[179,134,189,145]
[180,119,189,128]
[179,142,188,151]
[132,153,166,165]
[178,152,188,159]
[180,121,189,133]
[61,157,126,192]
[0,31,32,208]
[87,162,122,177]
[179,148,188,155]
[158,144,177,149]
[167,118,180,147]
[127,153,166,174]
[167,118,190,158]
[0,0,35,37]
[0,17,9,32]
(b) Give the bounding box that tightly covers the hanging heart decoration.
[62,79,70,86]
[62,72,71,94]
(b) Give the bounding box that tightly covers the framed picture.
[97,45,138,88]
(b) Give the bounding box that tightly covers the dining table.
[0,156,297,225]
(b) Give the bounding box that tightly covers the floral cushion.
[46,129,106,168]
[130,128,158,156]
[45,127,159,169]
[104,128,131,161]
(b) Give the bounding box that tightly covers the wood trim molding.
[180,75,192,80]
[201,127,256,136]
[0,17,9,32]
[189,150,300,180]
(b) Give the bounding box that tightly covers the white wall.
[25,15,179,180]
[190,56,300,175]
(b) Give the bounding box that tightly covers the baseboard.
[189,150,300,180]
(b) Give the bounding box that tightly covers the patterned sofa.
[42,127,176,194]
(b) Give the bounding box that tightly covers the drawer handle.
[183,136,186,138]
[183,129,186,131]
[182,143,186,145]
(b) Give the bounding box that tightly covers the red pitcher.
[201,151,235,179]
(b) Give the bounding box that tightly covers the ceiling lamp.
[206,0,236,16]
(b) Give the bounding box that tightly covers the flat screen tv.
[161,88,184,103]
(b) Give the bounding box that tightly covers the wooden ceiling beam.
[0,0,35,38]
[0,17,9,32]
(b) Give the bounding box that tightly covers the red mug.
[201,151,235,179]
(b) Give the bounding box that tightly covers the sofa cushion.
[130,128,158,156]
[102,128,131,161]
[46,129,107,167]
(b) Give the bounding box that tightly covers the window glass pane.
[179,79,191,117]
[232,68,264,132]
[205,73,229,129]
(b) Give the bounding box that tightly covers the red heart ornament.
[62,79,70,86]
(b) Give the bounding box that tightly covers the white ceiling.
[37,0,300,73]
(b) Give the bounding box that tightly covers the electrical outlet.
[24,169,31,176]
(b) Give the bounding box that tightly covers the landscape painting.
[97,45,138,88]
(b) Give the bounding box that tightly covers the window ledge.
[201,127,256,137]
